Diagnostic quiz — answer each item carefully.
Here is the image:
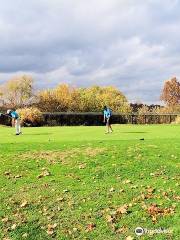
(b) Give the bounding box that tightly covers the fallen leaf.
[86,223,96,232]
[20,200,28,208]
[47,223,57,235]
[116,204,128,214]
[126,236,134,240]
[37,170,51,178]
[147,204,161,215]
[1,217,9,223]
[173,195,180,201]
[11,224,17,230]
[152,215,157,223]
[47,229,54,235]
[109,187,115,192]
[147,187,155,194]
[162,192,168,197]
[63,189,69,193]
[123,179,132,184]
[4,171,11,176]
[48,223,57,229]
[57,197,64,202]
[116,226,127,233]
[147,203,175,223]
[14,175,22,179]
[79,163,86,169]
[106,215,114,223]
[22,233,28,238]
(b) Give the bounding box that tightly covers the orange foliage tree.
[37,84,131,113]
[160,77,180,107]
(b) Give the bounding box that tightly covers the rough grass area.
[0,125,179,240]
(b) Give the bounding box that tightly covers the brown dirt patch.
[20,147,106,164]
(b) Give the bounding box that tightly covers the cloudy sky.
[0,0,180,103]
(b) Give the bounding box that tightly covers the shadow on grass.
[122,132,147,134]
[24,133,53,136]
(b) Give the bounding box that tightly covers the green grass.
[0,124,179,240]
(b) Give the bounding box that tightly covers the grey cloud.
[0,0,180,103]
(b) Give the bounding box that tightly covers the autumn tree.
[54,84,76,111]
[160,77,180,107]
[37,84,78,112]
[37,89,59,112]
[0,75,34,108]
[77,86,103,111]
[77,85,131,112]
[37,84,131,113]
[97,86,131,113]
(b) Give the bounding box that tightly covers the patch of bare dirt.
[19,147,106,164]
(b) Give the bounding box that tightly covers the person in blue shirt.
[7,109,22,135]
[103,106,113,134]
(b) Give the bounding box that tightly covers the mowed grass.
[0,124,179,240]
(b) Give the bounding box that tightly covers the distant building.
[130,103,163,112]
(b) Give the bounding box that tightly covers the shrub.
[173,115,180,124]
[17,107,43,126]
[136,106,150,124]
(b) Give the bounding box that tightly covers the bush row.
[0,107,179,126]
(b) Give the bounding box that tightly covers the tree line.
[0,75,179,114]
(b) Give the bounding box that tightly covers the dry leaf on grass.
[126,236,134,240]
[123,179,132,184]
[79,163,86,169]
[104,204,129,229]
[147,203,175,223]
[22,233,28,238]
[1,217,9,223]
[141,193,153,200]
[109,187,115,192]
[11,224,17,230]
[86,223,96,232]
[14,175,22,179]
[147,187,155,194]
[106,215,115,223]
[37,170,51,179]
[47,223,57,235]
[4,171,11,176]
[63,189,69,193]
[119,189,125,193]
[116,204,128,214]
[20,200,28,208]
[116,226,127,234]
[173,195,180,201]
[57,197,64,202]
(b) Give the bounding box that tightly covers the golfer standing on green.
[7,109,22,135]
[103,106,113,134]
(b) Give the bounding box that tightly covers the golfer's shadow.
[25,133,53,136]
[122,132,147,134]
